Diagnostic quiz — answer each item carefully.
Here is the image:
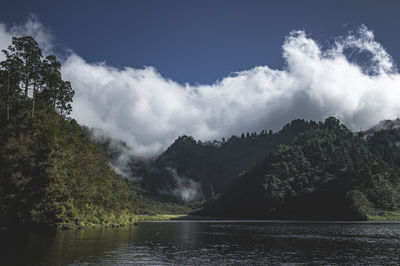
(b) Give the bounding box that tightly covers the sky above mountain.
[2,1,400,156]
[2,0,400,84]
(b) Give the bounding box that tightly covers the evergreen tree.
[0,36,75,121]
[0,36,136,230]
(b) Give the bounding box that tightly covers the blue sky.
[1,0,400,84]
[2,1,400,157]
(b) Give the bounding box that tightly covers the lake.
[2,220,400,265]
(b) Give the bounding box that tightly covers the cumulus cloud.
[1,18,400,157]
[63,26,400,156]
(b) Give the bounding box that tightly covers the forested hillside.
[109,114,400,221]
[87,107,400,220]
[3,36,400,227]
[198,118,400,220]
[0,37,137,230]
[132,120,312,201]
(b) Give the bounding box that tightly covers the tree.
[0,36,74,120]
[0,47,24,122]
[3,36,42,98]
[57,81,74,116]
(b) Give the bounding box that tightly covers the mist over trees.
[198,118,400,220]
[118,116,400,220]
[3,36,400,230]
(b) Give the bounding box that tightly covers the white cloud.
[159,167,203,202]
[0,15,53,61]
[0,24,13,61]
[2,18,400,157]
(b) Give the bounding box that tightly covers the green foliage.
[140,119,314,200]
[199,117,400,220]
[0,36,74,122]
[135,214,188,221]
[366,210,400,221]
[0,36,136,230]
[132,190,197,217]
[346,190,375,219]
[0,102,137,230]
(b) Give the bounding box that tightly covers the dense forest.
[197,118,400,219]
[124,118,400,221]
[0,36,138,230]
[3,36,400,230]
[123,120,308,201]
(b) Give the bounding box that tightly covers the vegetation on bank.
[0,36,137,231]
[132,192,198,221]
[136,214,188,221]
[366,210,400,221]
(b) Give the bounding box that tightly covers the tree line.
[0,36,74,123]
[0,36,139,231]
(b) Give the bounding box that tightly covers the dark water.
[2,221,400,265]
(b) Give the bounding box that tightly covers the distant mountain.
[362,118,400,168]
[127,119,316,202]
[198,117,400,220]
[364,118,400,134]
[92,112,400,220]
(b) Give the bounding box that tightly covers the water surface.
[2,221,400,265]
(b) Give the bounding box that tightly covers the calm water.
[2,221,400,265]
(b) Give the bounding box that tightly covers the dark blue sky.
[1,0,400,84]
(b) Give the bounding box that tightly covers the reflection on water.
[2,221,400,265]
[1,226,136,265]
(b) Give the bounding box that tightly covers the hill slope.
[133,119,313,201]
[0,36,137,230]
[198,118,400,220]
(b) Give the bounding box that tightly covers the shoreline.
[140,218,400,224]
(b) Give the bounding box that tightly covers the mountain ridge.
[107,117,400,220]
